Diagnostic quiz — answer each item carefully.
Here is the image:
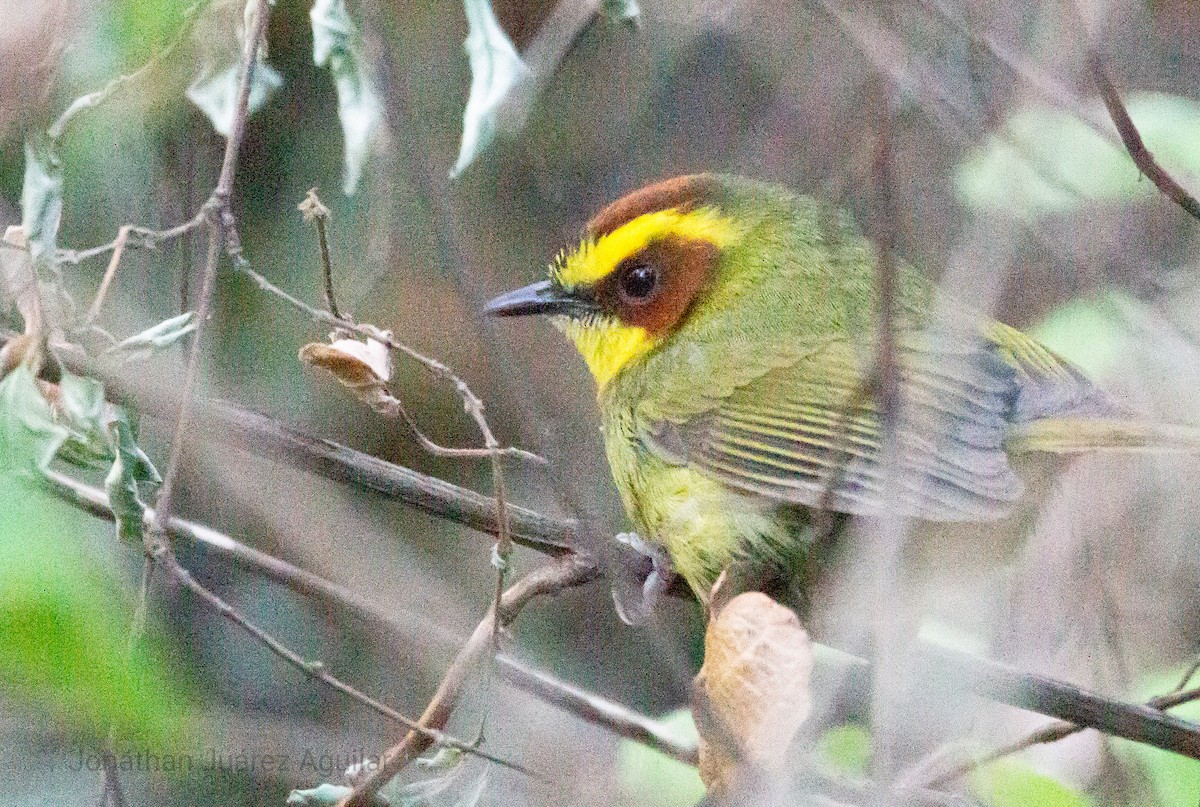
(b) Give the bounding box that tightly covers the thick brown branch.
[921,645,1200,762]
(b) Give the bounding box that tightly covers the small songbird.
[486,174,1197,608]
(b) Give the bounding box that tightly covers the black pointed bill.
[484,280,597,318]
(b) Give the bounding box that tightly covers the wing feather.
[648,329,1112,521]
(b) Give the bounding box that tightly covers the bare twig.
[914,0,1200,220]
[58,215,206,267]
[339,555,601,807]
[149,0,270,532]
[909,644,1200,788]
[38,453,1200,782]
[495,654,699,766]
[25,345,576,556]
[48,1,210,142]
[1176,655,1200,692]
[1086,52,1200,222]
[298,189,341,318]
[85,226,131,324]
[156,543,530,773]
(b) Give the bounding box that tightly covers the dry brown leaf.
[299,336,392,389]
[693,591,813,796]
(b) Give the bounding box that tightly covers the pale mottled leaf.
[20,138,62,266]
[602,0,641,25]
[187,60,283,137]
[449,0,530,178]
[311,0,384,194]
[105,413,160,544]
[287,783,389,806]
[107,311,197,362]
[0,366,69,476]
[693,592,813,794]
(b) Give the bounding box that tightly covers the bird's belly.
[620,459,797,597]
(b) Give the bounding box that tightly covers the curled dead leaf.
[299,336,392,389]
[693,592,813,796]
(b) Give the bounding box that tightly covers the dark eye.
[619,261,660,302]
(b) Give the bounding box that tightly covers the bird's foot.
[611,532,674,625]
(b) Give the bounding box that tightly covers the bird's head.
[486,174,766,391]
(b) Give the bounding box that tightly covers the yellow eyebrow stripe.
[552,207,745,288]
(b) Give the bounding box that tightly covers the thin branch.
[39,468,443,630]
[298,189,341,318]
[149,0,270,532]
[495,654,699,766]
[48,1,210,142]
[903,661,1200,790]
[1176,655,1200,692]
[95,552,156,807]
[41,468,529,771]
[40,467,700,775]
[38,456,1200,782]
[233,259,544,462]
[1086,51,1200,222]
[25,342,577,556]
[58,214,206,267]
[913,0,1200,220]
[153,542,530,773]
[339,555,601,807]
[85,226,131,324]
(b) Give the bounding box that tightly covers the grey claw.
[612,532,673,625]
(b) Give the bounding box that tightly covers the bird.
[485,173,1198,615]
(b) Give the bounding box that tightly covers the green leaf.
[20,137,63,266]
[449,0,531,178]
[107,311,197,362]
[0,475,193,751]
[956,93,1200,218]
[0,366,69,476]
[187,60,283,137]
[105,414,160,544]
[817,724,872,779]
[969,758,1092,807]
[311,0,384,195]
[618,708,705,807]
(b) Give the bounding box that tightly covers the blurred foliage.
[969,758,1093,807]
[108,0,198,68]
[816,723,871,779]
[1027,292,1138,381]
[617,708,704,807]
[957,94,1200,218]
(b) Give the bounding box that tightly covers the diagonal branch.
[339,555,602,807]
[495,654,699,766]
[38,457,1200,780]
[1086,52,1200,222]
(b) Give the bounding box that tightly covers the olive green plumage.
[488,174,1193,599]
